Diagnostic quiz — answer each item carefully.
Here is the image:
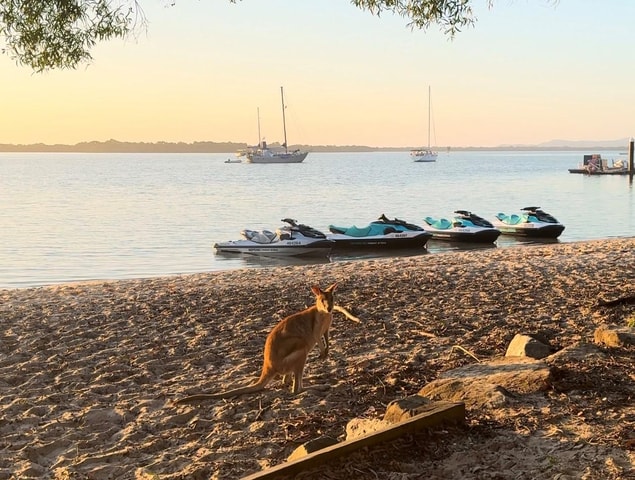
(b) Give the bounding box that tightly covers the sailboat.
[410,85,438,162]
[245,87,308,164]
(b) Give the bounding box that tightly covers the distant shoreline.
[0,139,629,154]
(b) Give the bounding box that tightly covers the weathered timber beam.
[241,401,465,480]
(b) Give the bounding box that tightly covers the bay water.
[1,151,633,289]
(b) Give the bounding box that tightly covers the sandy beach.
[1,238,634,479]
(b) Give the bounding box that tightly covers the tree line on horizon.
[0,140,405,153]
[0,139,626,154]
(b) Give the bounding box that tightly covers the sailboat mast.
[257,107,262,147]
[280,86,288,154]
[427,85,431,150]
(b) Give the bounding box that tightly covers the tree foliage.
[0,0,139,71]
[0,1,486,72]
[352,0,483,35]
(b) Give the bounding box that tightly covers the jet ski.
[327,214,432,250]
[423,210,501,243]
[491,207,565,238]
[214,218,334,257]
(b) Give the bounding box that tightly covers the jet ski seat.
[330,222,406,237]
[329,225,373,237]
[424,217,453,230]
[496,213,522,225]
[241,229,278,244]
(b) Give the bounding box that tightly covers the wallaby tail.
[173,371,275,404]
[333,305,361,323]
[173,383,265,404]
[173,392,226,404]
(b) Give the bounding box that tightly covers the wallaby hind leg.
[291,364,305,393]
[279,350,307,394]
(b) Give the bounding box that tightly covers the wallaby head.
[312,282,337,313]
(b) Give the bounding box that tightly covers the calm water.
[1,151,633,288]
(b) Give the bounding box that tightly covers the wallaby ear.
[326,282,338,292]
[311,285,322,296]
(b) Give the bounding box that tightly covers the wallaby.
[174,283,360,404]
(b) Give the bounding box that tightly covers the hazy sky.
[2,0,634,148]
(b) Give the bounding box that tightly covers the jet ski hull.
[426,227,501,243]
[327,231,432,250]
[490,222,565,238]
[214,239,334,257]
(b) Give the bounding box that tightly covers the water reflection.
[426,240,498,253]
[428,236,562,252]
[213,251,331,270]
[213,247,431,270]
[330,247,429,263]
[494,236,561,249]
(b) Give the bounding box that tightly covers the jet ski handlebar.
[376,214,423,231]
[280,218,326,238]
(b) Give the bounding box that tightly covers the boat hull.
[246,151,308,164]
[426,227,501,243]
[491,221,565,239]
[568,168,629,175]
[411,150,438,162]
[327,232,432,250]
[214,239,333,257]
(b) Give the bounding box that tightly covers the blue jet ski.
[491,207,565,238]
[423,210,501,243]
[327,214,432,250]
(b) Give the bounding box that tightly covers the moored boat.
[491,207,565,238]
[246,141,308,164]
[214,218,333,257]
[423,210,501,243]
[327,214,432,249]
[568,153,629,175]
[410,149,438,162]
[245,87,308,164]
[411,85,438,162]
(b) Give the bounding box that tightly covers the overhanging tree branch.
[0,1,489,72]
[351,0,482,35]
[0,0,143,71]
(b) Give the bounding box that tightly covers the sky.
[1,0,635,148]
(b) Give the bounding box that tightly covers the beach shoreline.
[1,237,634,479]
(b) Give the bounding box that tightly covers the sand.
[1,238,634,479]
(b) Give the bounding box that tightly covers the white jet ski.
[214,218,334,257]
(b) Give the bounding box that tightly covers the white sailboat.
[246,87,308,164]
[411,85,438,162]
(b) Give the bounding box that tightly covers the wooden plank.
[241,401,465,480]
